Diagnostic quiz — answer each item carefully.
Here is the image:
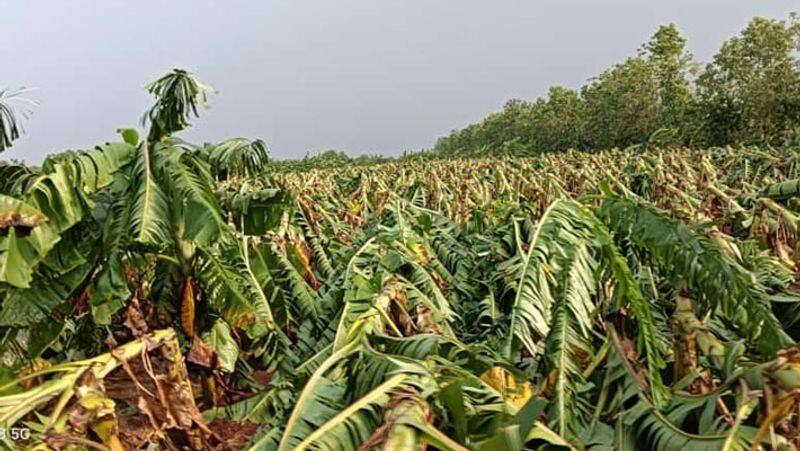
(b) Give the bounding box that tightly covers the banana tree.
[0,87,35,152]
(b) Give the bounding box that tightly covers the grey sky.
[2,1,797,162]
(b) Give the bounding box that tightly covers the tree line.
[433,14,800,156]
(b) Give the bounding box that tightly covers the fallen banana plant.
[4,68,800,450]
[0,328,218,450]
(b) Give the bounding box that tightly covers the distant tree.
[498,98,536,147]
[531,86,585,151]
[580,25,693,150]
[581,56,660,149]
[695,15,800,145]
[430,14,800,155]
[314,149,351,165]
[432,92,584,156]
[433,121,489,156]
[642,24,694,142]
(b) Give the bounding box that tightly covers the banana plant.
[4,69,800,450]
[0,87,35,152]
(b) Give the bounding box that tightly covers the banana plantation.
[3,71,800,450]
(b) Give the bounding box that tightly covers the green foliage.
[695,15,800,146]
[5,36,800,448]
[582,56,660,149]
[4,139,800,449]
[203,137,270,179]
[0,88,35,152]
[268,149,392,172]
[433,15,800,156]
[202,319,239,372]
[142,68,214,141]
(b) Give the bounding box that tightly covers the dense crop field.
[3,7,800,448]
[3,126,800,449]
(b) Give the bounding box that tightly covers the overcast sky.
[2,1,797,162]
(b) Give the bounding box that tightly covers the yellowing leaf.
[181,277,196,337]
[480,366,533,410]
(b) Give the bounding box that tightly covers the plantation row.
[273,146,800,231]
[1,66,800,450]
[2,132,800,449]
